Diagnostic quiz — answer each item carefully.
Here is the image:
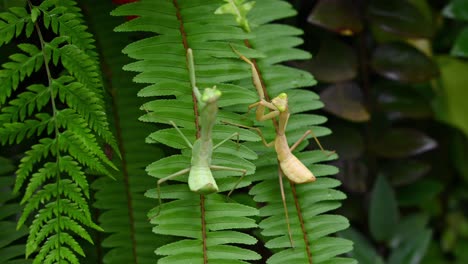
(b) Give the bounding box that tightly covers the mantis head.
[271,93,288,112]
[201,86,222,103]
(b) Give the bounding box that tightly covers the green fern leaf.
[0,44,44,104]
[0,84,50,123]
[0,7,32,46]
[15,138,56,193]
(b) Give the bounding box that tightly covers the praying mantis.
[228,47,332,246]
[231,47,328,183]
[155,48,247,212]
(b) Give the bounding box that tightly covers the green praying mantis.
[155,48,247,213]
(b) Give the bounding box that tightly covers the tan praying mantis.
[154,48,247,214]
[228,47,333,246]
[231,47,329,183]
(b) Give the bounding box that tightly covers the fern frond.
[0,1,118,263]
[40,0,97,58]
[113,0,262,262]
[0,7,34,46]
[222,0,356,263]
[0,84,49,123]
[83,1,173,263]
[0,43,44,105]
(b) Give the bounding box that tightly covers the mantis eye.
[202,86,222,102]
[272,93,288,112]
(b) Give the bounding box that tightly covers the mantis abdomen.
[275,134,316,183]
[188,165,218,194]
[188,138,218,194]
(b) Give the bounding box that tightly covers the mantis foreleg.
[170,120,193,149]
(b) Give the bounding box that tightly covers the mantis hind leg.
[209,165,247,197]
[152,167,191,219]
[278,169,295,248]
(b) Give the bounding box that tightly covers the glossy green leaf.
[382,160,431,186]
[451,27,468,58]
[377,82,433,119]
[371,42,439,83]
[321,123,364,160]
[307,38,358,82]
[397,179,443,206]
[390,213,429,248]
[339,228,384,264]
[321,82,370,122]
[443,0,468,21]
[369,175,399,242]
[368,0,433,38]
[453,132,468,182]
[433,56,468,138]
[371,128,437,158]
[388,229,432,264]
[307,0,362,35]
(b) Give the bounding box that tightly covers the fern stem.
[173,0,208,262]
[290,183,313,264]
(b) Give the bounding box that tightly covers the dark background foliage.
[286,0,468,263]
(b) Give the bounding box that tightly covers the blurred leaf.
[323,123,364,159]
[339,228,385,264]
[397,179,443,206]
[369,175,399,242]
[452,133,468,182]
[451,27,468,58]
[443,0,468,21]
[368,0,433,38]
[335,159,368,193]
[307,38,358,82]
[307,0,362,36]
[387,229,432,264]
[433,56,468,138]
[370,128,437,158]
[421,242,451,264]
[454,239,468,263]
[0,0,26,10]
[371,42,439,83]
[377,83,433,119]
[390,213,429,248]
[383,159,431,186]
[321,82,370,122]
[0,157,14,175]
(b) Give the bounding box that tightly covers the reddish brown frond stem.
[290,182,313,264]
[174,0,206,263]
